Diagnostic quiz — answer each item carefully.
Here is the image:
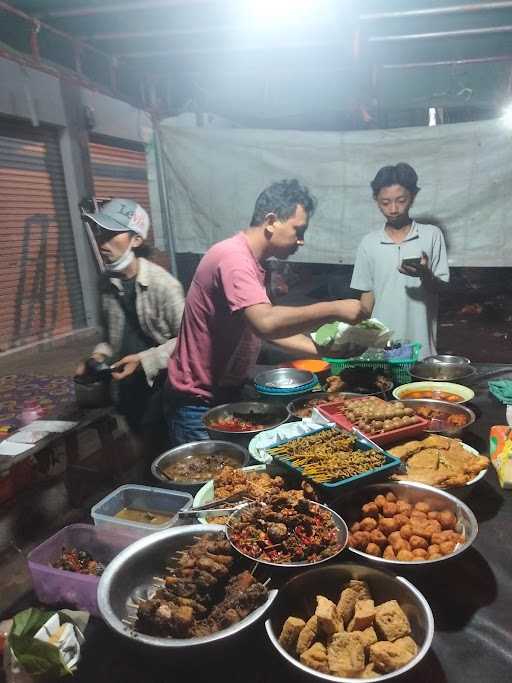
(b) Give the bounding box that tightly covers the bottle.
[20,400,44,427]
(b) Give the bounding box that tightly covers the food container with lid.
[27,523,136,616]
[91,484,192,539]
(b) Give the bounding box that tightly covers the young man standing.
[76,198,184,439]
[166,179,367,444]
[351,163,449,359]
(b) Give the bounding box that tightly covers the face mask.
[104,238,136,274]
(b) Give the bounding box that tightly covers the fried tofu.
[369,638,417,673]
[296,615,319,655]
[327,632,365,677]
[336,580,372,626]
[358,626,378,652]
[347,599,375,632]
[394,636,418,657]
[374,600,411,642]
[315,595,339,637]
[360,662,381,679]
[278,616,306,652]
[300,641,329,673]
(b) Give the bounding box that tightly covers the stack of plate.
[253,368,318,396]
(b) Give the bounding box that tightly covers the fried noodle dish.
[136,533,268,639]
[228,497,342,564]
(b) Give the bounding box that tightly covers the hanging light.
[243,0,319,24]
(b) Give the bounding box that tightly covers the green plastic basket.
[323,343,422,387]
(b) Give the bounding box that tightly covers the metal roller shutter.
[89,138,171,269]
[89,139,152,227]
[0,120,86,352]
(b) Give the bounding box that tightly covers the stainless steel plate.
[97,524,278,650]
[253,367,315,390]
[337,480,478,567]
[266,562,434,682]
[226,501,348,568]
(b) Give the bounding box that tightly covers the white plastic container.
[91,484,192,539]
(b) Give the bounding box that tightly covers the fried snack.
[327,632,366,677]
[296,615,319,655]
[278,616,306,652]
[358,626,378,652]
[300,642,329,673]
[282,581,419,679]
[389,436,488,488]
[347,599,375,632]
[336,580,372,626]
[349,490,463,562]
[374,600,411,642]
[369,639,416,673]
[316,595,339,637]
[360,662,381,678]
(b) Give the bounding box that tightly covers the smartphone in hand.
[402,257,422,268]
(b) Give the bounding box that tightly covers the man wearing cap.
[76,198,185,436]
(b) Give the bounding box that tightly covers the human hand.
[333,299,369,325]
[111,354,141,380]
[399,252,430,277]
[75,352,106,377]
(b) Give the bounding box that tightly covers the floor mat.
[0,373,75,433]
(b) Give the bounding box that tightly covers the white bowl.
[392,381,474,404]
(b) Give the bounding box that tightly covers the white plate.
[247,420,333,464]
[393,381,474,403]
[393,439,487,493]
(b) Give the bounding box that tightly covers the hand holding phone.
[401,257,422,269]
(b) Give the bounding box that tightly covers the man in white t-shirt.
[351,163,449,358]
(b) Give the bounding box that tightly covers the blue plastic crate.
[267,425,401,491]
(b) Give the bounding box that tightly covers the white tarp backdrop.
[154,118,512,266]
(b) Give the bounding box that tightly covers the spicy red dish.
[227,498,343,565]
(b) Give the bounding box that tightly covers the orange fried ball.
[361,502,379,518]
[396,500,412,515]
[382,502,398,518]
[399,524,414,540]
[383,545,397,560]
[366,543,382,557]
[412,548,428,561]
[414,501,431,514]
[439,541,457,556]
[379,518,398,536]
[350,522,361,533]
[394,513,410,528]
[409,535,429,551]
[391,537,411,553]
[369,529,388,549]
[396,549,415,561]
[385,492,397,503]
[360,517,378,532]
[374,494,387,510]
[351,531,371,550]
[438,510,457,530]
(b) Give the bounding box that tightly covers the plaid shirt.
[93,258,184,386]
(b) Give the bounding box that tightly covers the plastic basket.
[323,343,421,386]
